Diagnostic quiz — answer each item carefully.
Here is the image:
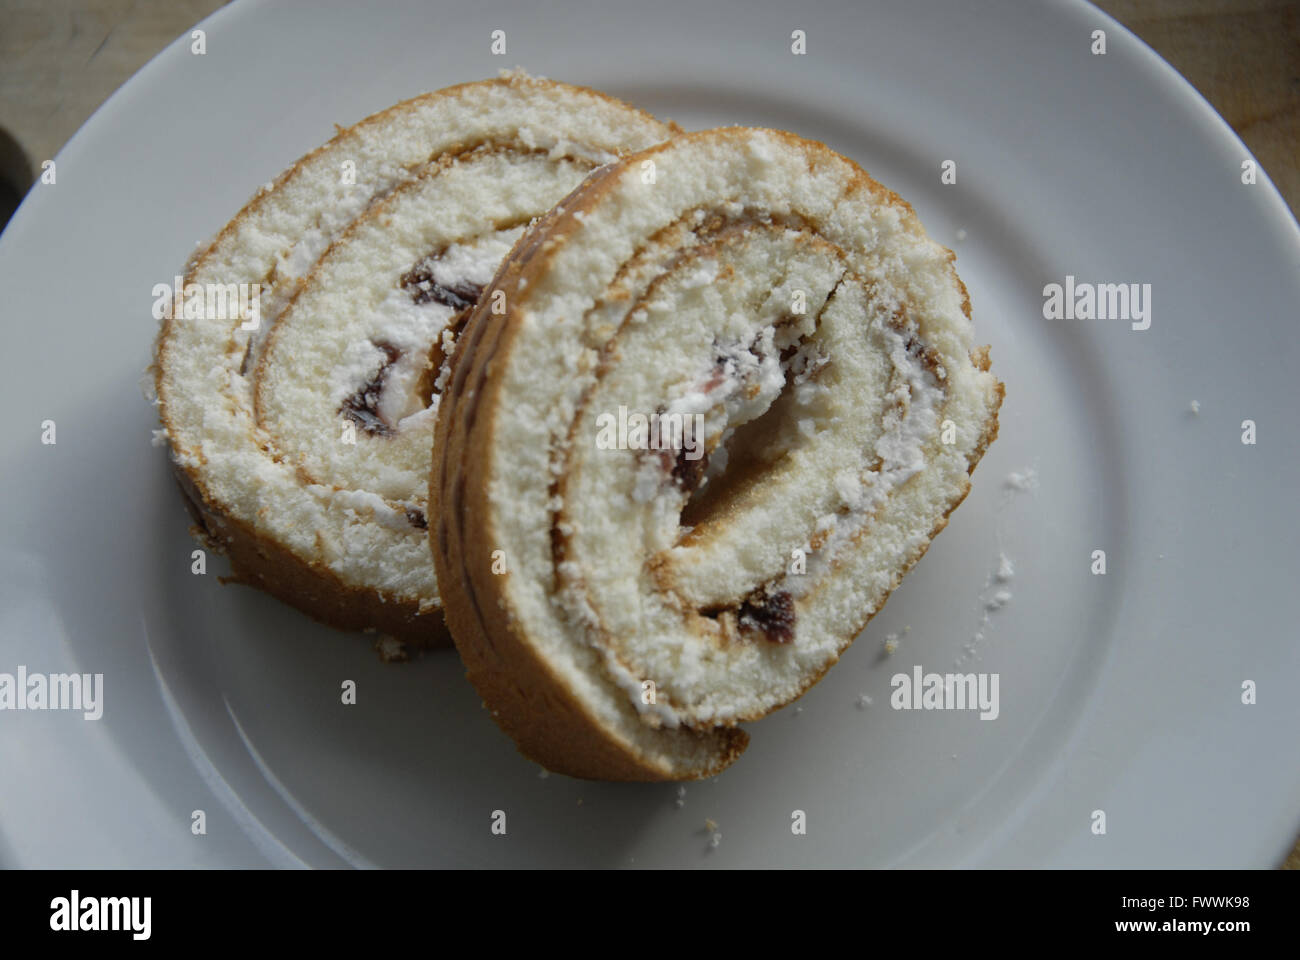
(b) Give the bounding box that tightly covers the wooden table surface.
[0,0,1296,866]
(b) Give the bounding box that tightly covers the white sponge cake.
[153,74,675,644]
[432,127,1003,777]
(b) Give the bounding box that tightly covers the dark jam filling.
[737,587,796,644]
[343,253,490,436]
[671,446,709,494]
[401,251,489,403]
[902,333,942,376]
[340,340,402,437]
[400,259,484,310]
[335,251,490,533]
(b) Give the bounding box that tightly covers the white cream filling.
[789,329,943,599]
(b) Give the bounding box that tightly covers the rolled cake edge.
[432,127,1003,778]
[174,462,449,647]
[153,74,676,649]
[431,179,749,779]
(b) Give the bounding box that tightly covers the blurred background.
[0,0,1296,866]
[1,0,1295,233]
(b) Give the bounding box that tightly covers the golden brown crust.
[174,463,448,646]
[432,178,747,780]
[432,127,1002,778]
[153,75,670,648]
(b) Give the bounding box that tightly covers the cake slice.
[432,127,1003,777]
[152,74,676,646]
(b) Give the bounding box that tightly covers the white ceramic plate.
[1,0,1297,868]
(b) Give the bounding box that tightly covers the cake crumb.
[855,693,873,709]
[704,819,722,849]
[372,635,408,663]
[674,785,686,809]
[883,632,899,655]
[1188,399,1201,415]
[984,589,1012,611]
[538,768,550,780]
[995,553,1015,583]
[1004,468,1039,493]
[961,555,1014,664]
[955,227,968,242]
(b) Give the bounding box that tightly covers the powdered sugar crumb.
[372,635,408,663]
[1004,468,1038,493]
[984,589,1013,611]
[959,553,1016,666]
[995,552,1015,582]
